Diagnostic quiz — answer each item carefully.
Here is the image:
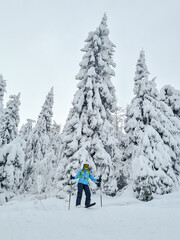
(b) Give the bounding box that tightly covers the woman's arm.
[74,170,82,179]
[89,172,98,182]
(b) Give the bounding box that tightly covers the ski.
[85,202,96,208]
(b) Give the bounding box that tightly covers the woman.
[71,163,101,207]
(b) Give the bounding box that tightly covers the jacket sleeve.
[74,170,82,179]
[90,172,98,182]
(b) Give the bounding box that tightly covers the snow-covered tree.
[0,93,21,147]
[0,74,6,122]
[42,121,62,195]
[49,121,61,162]
[111,106,126,156]
[160,85,180,176]
[37,87,54,133]
[111,106,125,136]
[24,88,54,194]
[111,106,128,189]
[19,119,36,142]
[0,137,25,203]
[125,50,177,201]
[161,85,180,119]
[54,14,122,198]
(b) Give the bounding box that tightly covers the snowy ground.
[1,187,180,240]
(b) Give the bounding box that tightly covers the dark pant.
[76,183,91,206]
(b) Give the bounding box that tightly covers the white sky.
[0,0,180,128]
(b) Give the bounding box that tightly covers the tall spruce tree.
[19,119,36,142]
[0,93,23,203]
[0,93,21,146]
[24,88,54,194]
[55,14,122,198]
[44,121,61,195]
[125,51,177,201]
[160,85,180,176]
[49,121,61,164]
[111,106,128,190]
[0,137,25,203]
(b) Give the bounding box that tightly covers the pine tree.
[19,119,36,142]
[125,51,177,201]
[160,85,180,176]
[0,74,6,123]
[24,88,54,194]
[111,106,128,190]
[0,92,24,202]
[111,106,126,141]
[0,93,21,146]
[0,137,25,203]
[44,121,61,195]
[55,14,122,198]
[49,121,61,162]
[37,87,54,133]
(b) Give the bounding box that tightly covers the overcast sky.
[0,0,180,128]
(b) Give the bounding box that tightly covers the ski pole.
[68,177,72,210]
[99,175,102,207]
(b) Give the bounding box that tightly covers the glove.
[98,177,102,183]
[70,175,74,180]
[96,182,101,187]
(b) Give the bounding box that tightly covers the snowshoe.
[85,202,96,208]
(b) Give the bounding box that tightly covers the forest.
[0,14,180,205]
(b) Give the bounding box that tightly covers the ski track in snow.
[1,188,180,240]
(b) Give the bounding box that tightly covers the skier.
[70,163,101,207]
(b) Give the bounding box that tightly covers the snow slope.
[1,187,180,240]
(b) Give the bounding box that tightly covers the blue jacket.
[74,168,98,185]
